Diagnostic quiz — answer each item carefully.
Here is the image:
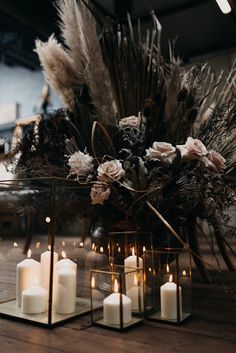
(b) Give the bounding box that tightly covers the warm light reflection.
[61,251,67,259]
[79,241,84,248]
[148,267,152,272]
[169,274,173,283]
[92,243,95,251]
[13,242,18,248]
[166,264,170,273]
[45,216,51,223]
[91,276,95,289]
[27,249,32,258]
[36,242,40,249]
[100,246,104,254]
[118,246,121,253]
[134,274,138,286]
[48,245,51,251]
[114,279,119,293]
[107,244,110,250]
[132,247,135,256]
[142,246,146,253]
[182,270,187,277]
[62,241,66,247]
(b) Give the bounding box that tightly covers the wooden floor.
[0,242,236,353]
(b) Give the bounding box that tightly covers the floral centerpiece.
[11,0,236,280]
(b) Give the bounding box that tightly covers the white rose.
[68,151,94,177]
[145,142,176,164]
[176,137,207,160]
[97,160,125,183]
[119,115,141,129]
[90,183,111,205]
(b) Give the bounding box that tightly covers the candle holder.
[0,177,96,327]
[90,265,144,331]
[144,248,192,324]
[107,230,152,266]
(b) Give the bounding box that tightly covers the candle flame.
[182,270,187,277]
[114,279,119,293]
[166,264,170,273]
[61,251,67,259]
[92,243,95,251]
[118,246,121,253]
[62,241,66,247]
[27,249,31,258]
[48,245,51,251]
[36,242,40,249]
[132,247,135,256]
[169,274,173,283]
[148,267,152,272]
[142,246,146,253]
[91,276,95,289]
[110,262,113,267]
[100,246,104,254]
[107,244,110,250]
[45,216,51,223]
[13,242,18,248]
[79,241,84,248]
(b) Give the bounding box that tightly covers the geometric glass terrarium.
[90,264,144,331]
[0,177,100,327]
[144,247,192,324]
[107,230,153,266]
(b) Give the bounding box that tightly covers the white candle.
[124,247,143,290]
[40,246,58,295]
[16,250,41,307]
[126,274,144,311]
[103,279,132,326]
[160,275,182,320]
[55,253,77,304]
[21,285,48,314]
[55,267,75,314]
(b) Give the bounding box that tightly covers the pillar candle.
[103,279,132,326]
[126,274,143,311]
[72,241,87,267]
[16,250,41,307]
[124,247,143,290]
[55,254,77,303]
[55,267,76,314]
[8,242,25,262]
[160,275,182,320]
[21,285,48,314]
[40,247,58,298]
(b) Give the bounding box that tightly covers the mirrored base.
[93,316,143,331]
[148,311,191,324]
[0,297,100,327]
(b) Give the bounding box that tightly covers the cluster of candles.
[13,241,187,324]
[16,247,77,315]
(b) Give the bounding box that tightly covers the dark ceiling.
[0,0,236,70]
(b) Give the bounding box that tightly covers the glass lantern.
[0,177,98,327]
[90,264,144,331]
[143,248,192,324]
[107,230,152,266]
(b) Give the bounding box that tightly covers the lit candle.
[126,273,144,311]
[21,285,47,314]
[40,246,58,296]
[124,247,143,290]
[55,267,75,314]
[16,250,41,307]
[103,279,132,326]
[160,274,182,320]
[55,252,77,304]
[86,244,108,269]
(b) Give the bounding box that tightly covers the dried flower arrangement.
[11,0,236,280]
